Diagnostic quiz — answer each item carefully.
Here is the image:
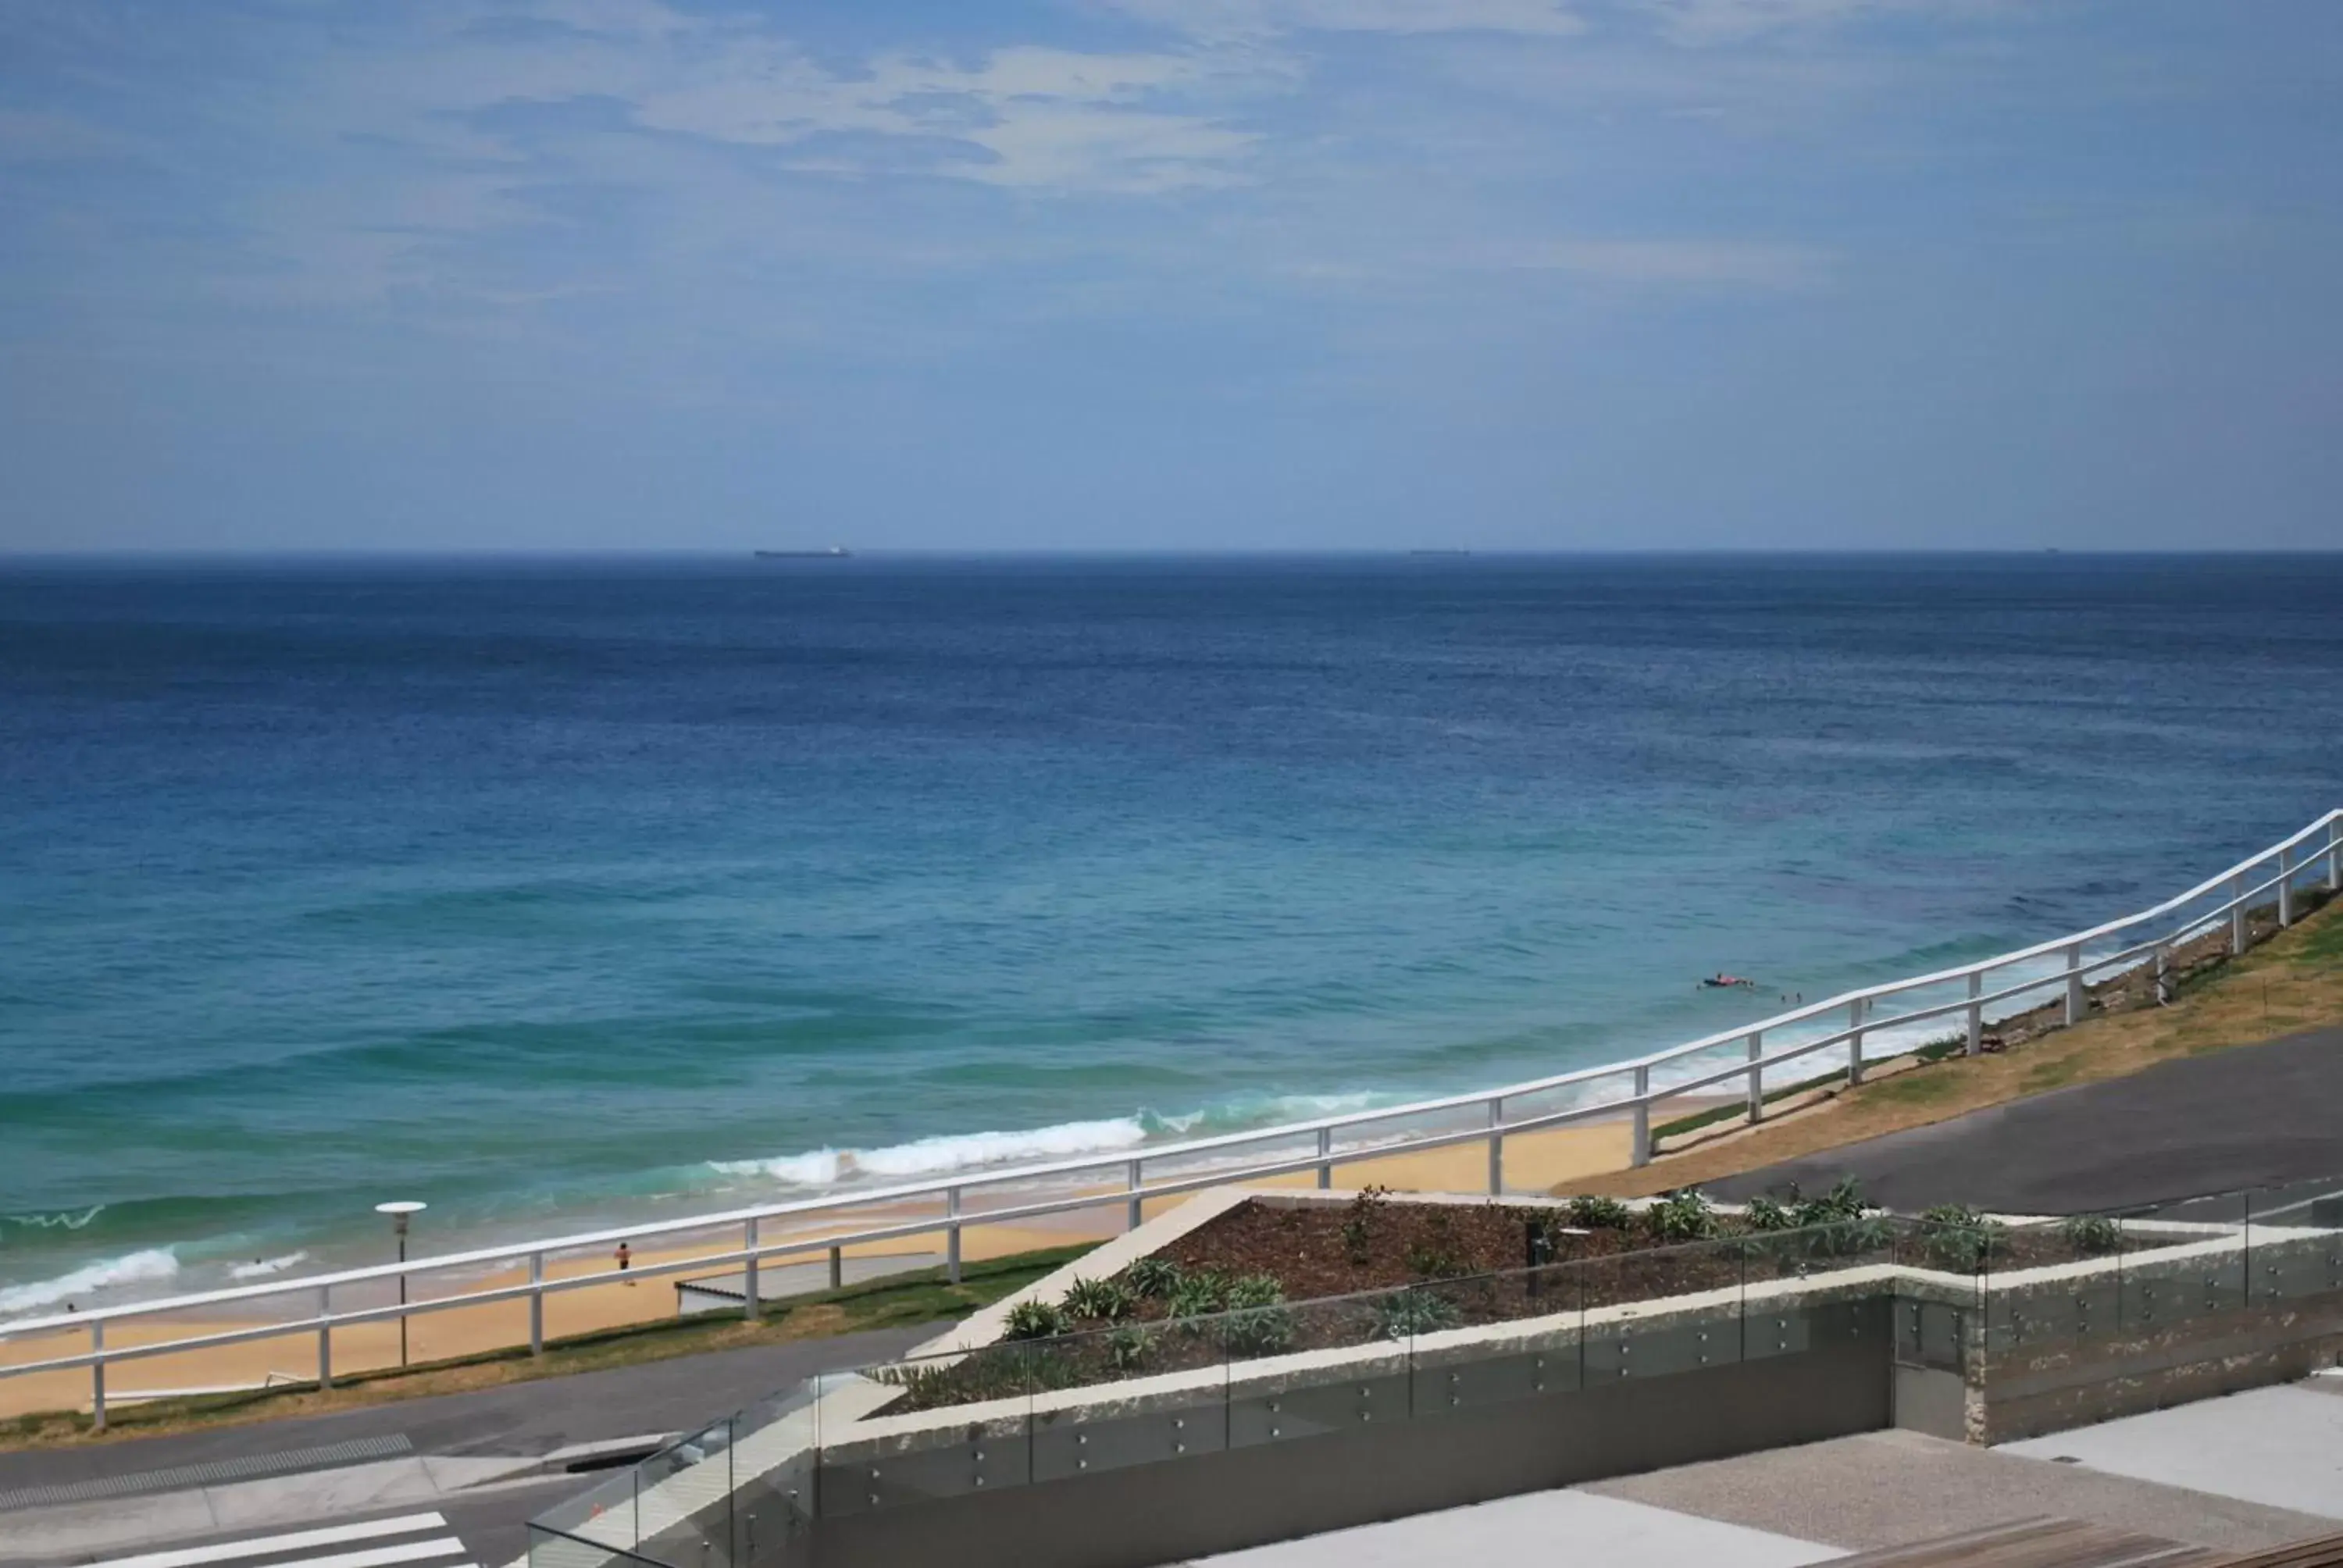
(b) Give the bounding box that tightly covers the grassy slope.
[1581,892,2343,1199]
[0,1243,1095,1451]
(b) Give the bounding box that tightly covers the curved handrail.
[2,808,2334,1352]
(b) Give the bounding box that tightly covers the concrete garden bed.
[530,1185,2343,1568]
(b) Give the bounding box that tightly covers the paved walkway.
[1200,1403,2342,1568]
[1590,1427,2332,1555]
[1189,1489,1838,1568]
[1713,1024,2343,1213]
[2002,1383,2343,1522]
[1179,1397,2343,1568]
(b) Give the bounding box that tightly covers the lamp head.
[375,1199,426,1236]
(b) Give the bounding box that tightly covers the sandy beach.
[0,1117,1636,1422]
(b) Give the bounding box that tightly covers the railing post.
[318,1285,333,1387]
[744,1218,761,1320]
[2277,845,2294,928]
[1966,971,1984,1055]
[2063,943,2084,1026]
[2327,820,2340,893]
[2154,943,2170,1006]
[829,1245,843,1291]
[1847,998,1867,1086]
[1631,1064,1651,1167]
[947,1186,962,1285]
[1126,1159,1143,1232]
[1746,1032,1763,1124]
[1315,1127,1332,1189]
[2231,874,2248,954]
[1486,1097,1503,1196]
[90,1321,104,1432]
[528,1254,544,1355]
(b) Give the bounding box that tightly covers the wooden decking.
[2214,1531,2343,1568]
[1824,1519,2343,1568]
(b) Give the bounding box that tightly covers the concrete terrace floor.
[1187,1383,2343,1567]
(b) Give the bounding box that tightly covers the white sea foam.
[713,1114,1159,1188]
[0,1206,106,1232]
[228,1251,310,1280]
[0,1248,180,1318]
[1155,1091,1383,1134]
[708,1092,1414,1192]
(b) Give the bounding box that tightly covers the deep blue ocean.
[3,554,2340,1312]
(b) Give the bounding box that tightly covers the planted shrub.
[1407,1241,1469,1279]
[1061,1275,1134,1322]
[1027,1345,1087,1392]
[1218,1274,1296,1356]
[2059,1213,2123,1256]
[876,1353,1029,1409]
[1375,1286,1462,1340]
[1789,1177,1870,1227]
[1168,1268,1232,1322]
[1919,1203,2006,1272]
[1341,1185,1392,1263]
[1003,1299,1073,1340]
[1122,1256,1185,1299]
[1566,1195,1634,1229]
[1105,1323,1152,1371]
[1222,1271,1285,1310]
[1786,1178,1894,1259]
[1744,1195,1799,1231]
[1645,1188,1717,1243]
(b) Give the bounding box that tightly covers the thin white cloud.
[1101,0,1586,40]
[1645,0,2006,47]
[1509,237,1831,287]
[626,44,1265,191]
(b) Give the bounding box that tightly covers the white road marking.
[85,1513,454,1568]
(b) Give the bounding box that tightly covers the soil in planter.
[1161,1196,2122,1298]
[868,1197,2153,1413]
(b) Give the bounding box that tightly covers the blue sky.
[2,0,2338,551]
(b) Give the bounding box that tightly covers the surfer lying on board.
[1699,973,1756,989]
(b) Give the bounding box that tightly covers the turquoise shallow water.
[2,554,2339,1311]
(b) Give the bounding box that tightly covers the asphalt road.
[0,1321,931,1497]
[1711,1022,2343,1213]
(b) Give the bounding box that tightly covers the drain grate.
[0,1432,414,1512]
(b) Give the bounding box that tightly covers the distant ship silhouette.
[754,547,852,559]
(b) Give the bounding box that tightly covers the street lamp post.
[374,1201,426,1368]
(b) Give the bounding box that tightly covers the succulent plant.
[1121,1256,1185,1299]
[1644,1188,1717,1243]
[1565,1195,1634,1229]
[1001,1298,1073,1340]
[2059,1213,2123,1256]
[1375,1287,1462,1340]
[1918,1203,2006,1272]
[1061,1275,1134,1321]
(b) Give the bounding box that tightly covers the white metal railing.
[4,810,2337,1429]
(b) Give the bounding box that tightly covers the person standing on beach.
[615,1241,633,1283]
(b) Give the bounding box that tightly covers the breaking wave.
[0,1248,180,1318]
